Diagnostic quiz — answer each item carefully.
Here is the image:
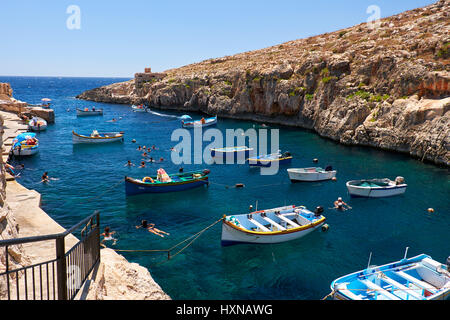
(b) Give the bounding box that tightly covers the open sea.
[1,76,449,300]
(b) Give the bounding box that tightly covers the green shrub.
[305,93,314,101]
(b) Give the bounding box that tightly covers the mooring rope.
[108,217,224,267]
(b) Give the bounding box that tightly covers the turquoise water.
[2,76,449,300]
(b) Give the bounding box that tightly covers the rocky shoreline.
[77,0,449,166]
[0,86,170,300]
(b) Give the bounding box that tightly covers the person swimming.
[334,197,350,210]
[125,160,135,167]
[101,227,117,245]
[136,220,170,238]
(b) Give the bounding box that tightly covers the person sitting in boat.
[92,106,96,111]
[136,220,170,238]
[84,107,89,111]
[334,197,349,210]
[201,117,206,124]
[91,130,100,137]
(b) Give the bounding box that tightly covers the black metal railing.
[0,211,100,300]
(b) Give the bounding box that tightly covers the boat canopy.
[13,133,37,148]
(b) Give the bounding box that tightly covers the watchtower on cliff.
[134,67,167,87]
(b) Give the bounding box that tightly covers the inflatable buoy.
[427,208,435,213]
[321,224,329,232]
[142,177,154,183]
[131,139,136,143]
[235,183,245,188]
[313,158,319,163]
[331,177,337,181]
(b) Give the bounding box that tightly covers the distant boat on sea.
[28,117,47,132]
[346,177,407,198]
[72,130,124,144]
[288,167,337,182]
[76,108,103,117]
[182,116,217,128]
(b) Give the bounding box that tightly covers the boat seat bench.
[396,271,438,293]
[360,279,401,300]
[248,219,271,232]
[276,214,301,228]
[380,276,425,300]
[261,216,286,231]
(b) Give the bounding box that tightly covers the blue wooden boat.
[330,249,450,300]
[125,169,210,196]
[248,151,292,167]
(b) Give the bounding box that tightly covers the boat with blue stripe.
[248,151,292,167]
[125,169,210,196]
[330,249,450,300]
[221,205,326,246]
[346,177,407,198]
[210,146,254,163]
[182,115,217,128]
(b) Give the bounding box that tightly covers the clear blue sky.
[0,0,435,78]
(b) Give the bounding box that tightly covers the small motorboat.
[125,169,210,196]
[76,108,103,117]
[211,146,254,163]
[221,205,326,246]
[182,116,217,128]
[132,104,147,112]
[346,177,407,198]
[28,117,48,132]
[72,130,124,144]
[288,166,337,182]
[12,133,39,156]
[330,249,450,300]
[248,151,292,167]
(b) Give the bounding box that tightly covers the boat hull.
[76,109,103,116]
[125,176,208,196]
[221,220,323,246]
[346,180,407,198]
[182,117,217,128]
[288,168,337,182]
[248,156,292,167]
[28,118,47,132]
[72,131,124,144]
[211,147,254,163]
[13,146,39,156]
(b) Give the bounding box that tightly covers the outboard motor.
[395,176,405,185]
[314,206,324,217]
[325,165,333,172]
[282,151,291,158]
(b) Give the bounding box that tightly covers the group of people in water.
[124,144,166,169]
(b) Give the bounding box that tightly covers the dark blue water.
[2,76,449,300]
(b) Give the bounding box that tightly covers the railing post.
[56,236,67,300]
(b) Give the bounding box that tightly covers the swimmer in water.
[101,227,117,245]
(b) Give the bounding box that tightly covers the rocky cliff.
[77,0,450,166]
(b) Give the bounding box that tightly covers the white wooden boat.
[346,177,407,198]
[132,105,147,112]
[330,250,450,300]
[72,130,124,144]
[288,167,336,182]
[12,133,39,156]
[221,205,326,246]
[248,151,293,167]
[28,117,48,131]
[76,108,103,116]
[182,116,217,128]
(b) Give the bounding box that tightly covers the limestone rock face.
[84,249,171,300]
[77,0,450,166]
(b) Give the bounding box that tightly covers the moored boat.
[132,104,147,112]
[125,168,210,196]
[330,250,450,300]
[221,205,326,246]
[346,177,407,198]
[182,116,217,128]
[248,151,292,167]
[288,166,336,182]
[72,130,124,144]
[12,132,39,156]
[28,117,48,131]
[76,108,103,116]
[211,146,254,163]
